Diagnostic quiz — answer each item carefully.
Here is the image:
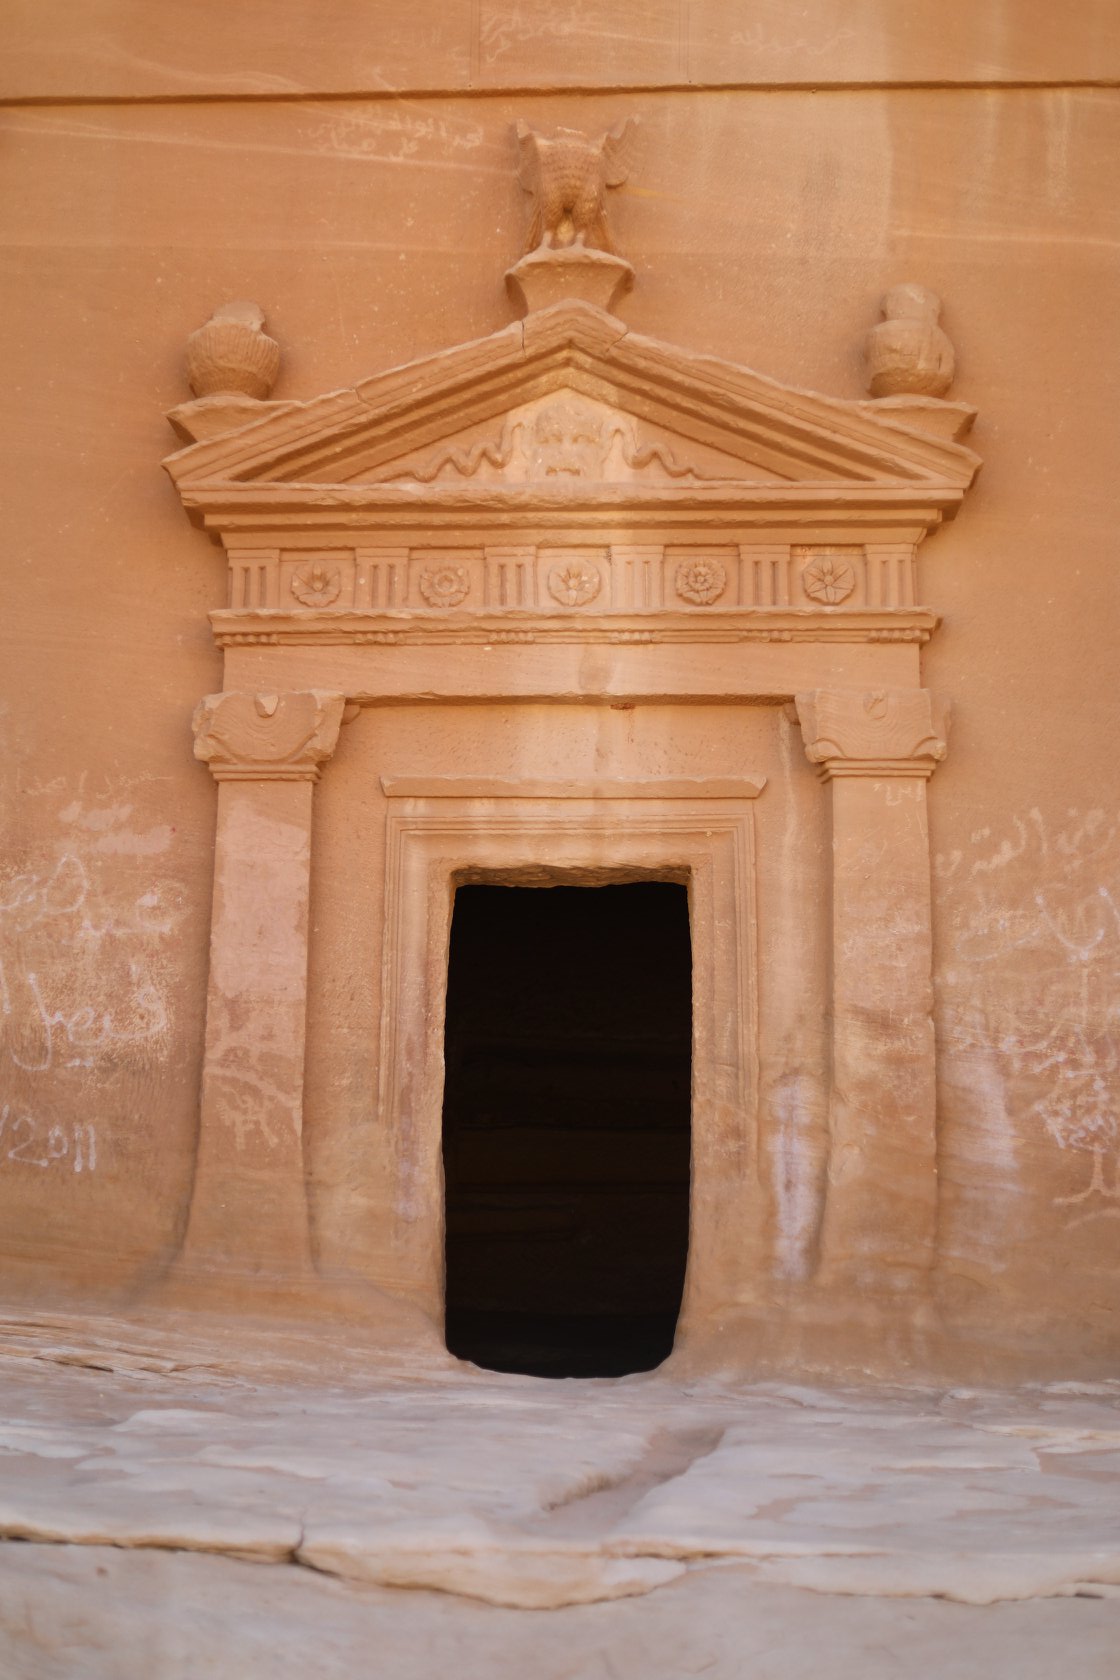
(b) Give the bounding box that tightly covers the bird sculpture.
[515,118,637,255]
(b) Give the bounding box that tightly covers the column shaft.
[185,777,316,1273]
[796,687,949,1301]
[824,773,937,1287]
[178,689,345,1284]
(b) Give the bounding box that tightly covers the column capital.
[192,690,346,782]
[794,688,950,780]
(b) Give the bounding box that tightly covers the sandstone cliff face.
[0,1,1116,1377]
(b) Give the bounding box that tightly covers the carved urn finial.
[185,300,281,400]
[168,301,290,444]
[863,284,954,399]
[506,119,638,319]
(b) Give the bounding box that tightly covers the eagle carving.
[515,119,637,255]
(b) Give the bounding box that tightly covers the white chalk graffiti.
[0,852,174,1077]
[936,808,1119,1225]
[0,1105,97,1172]
[0,960,167,1075]
[309,107,484,165]
[1055,1148,1120,1226]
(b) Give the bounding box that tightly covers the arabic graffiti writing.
[936,807,1119,1227]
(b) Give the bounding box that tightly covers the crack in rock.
[538,1425,726,1533]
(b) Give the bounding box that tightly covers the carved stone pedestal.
[506,246,634,316]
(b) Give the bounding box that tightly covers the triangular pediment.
[165,301,979,501]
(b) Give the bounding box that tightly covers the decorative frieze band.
[223,540,920,615]
[192,690,346,782]
[795,688,950,780]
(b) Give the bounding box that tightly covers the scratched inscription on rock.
[0,800,185,1169]
[937,807,1120,1226]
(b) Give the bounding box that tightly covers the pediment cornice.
[164,249,980,661]
[179,481,965,540]
[164,300,980,520]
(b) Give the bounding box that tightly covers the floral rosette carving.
[548,562,601,607]
[801,554,855,605]
[291,562,342,607]
[675,557,726,606]
[418,565,470,608]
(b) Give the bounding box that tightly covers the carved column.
[795,688,949,1301]
[182,690,346,1284]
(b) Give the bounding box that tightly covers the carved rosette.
[193,690,347,782]
[801,554,855,604]
[795,688,950,780]
[419,565,470,607]
[675,557,726,606]
[548,562,601,607]
[291,563,342,607]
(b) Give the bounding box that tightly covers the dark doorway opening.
[442,880,692,1378]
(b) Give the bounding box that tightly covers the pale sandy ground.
[0,1313,1116,1678]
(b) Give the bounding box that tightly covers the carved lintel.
[794,688,950,780]
[379,775,766,800]
[192,690,346,783]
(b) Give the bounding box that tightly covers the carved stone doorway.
[164,145,979,1367]
[441,880,692,1377]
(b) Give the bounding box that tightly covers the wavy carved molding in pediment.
[364,393,749,490]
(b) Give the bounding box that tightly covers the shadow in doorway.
[442,881,692,1378]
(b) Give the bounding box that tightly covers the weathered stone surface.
[1,10,1117,1670]
[2,0,1117,100]
[0,5,1117,1388]
[0,1318,1116,1615]
[7,1544,1120,1680]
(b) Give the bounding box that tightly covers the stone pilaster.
[795,688,949,1299]
[181,691,345,1283]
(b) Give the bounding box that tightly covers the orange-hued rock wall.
[1,2,1116,1374]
